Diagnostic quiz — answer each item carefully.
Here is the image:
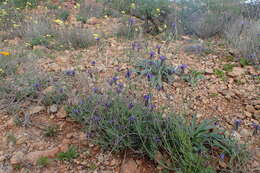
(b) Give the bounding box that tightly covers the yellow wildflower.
[104,15,108,19]
[93,33,100,39]
[164,24,167,29]
[121,11,126,14]
[0,68,4,74]
[53,19,64,25]
[13,24,20,28]
[156,8,160,13]
[0,51,10,56]
[130,3,136,9]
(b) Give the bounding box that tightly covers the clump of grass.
[43,125,58,137]
[41,88,68,106]
[181,70,204,86]
[223,64,235,72]
[134,53,186,89]
[214,69,225,79]
[37,156,51,168]
[6,133,17,144]
[57,9,70,21]
[76,0,104,24]
[66,91,249,172]
[55,27,95,49]
[115,18,140,40]
[57,146,78,161]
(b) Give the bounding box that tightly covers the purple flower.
[128,18,135,25]
[252,123,259,135]
[257,33,260,36]
[104,103,112,109]
[92,87,99,94]
[116,87,123,94]
[220,153,225,160]
[33,83,40,90]
[59,88,64,93]
[79,100,84,105]
[117,82,124,88]
[72,109,80,114]
[179,64,188,70]
[144,94,152,101]
[65,70,75,76]
[159,55,166,62]
[156,45,161,54]
[128,103,134,109]
[125,69,132,79]
[91,61,96,65]
[154,137,161,143]
[95,37,100,41]
[156,85,163,91]
[128,115,136,121]
[147,73,153,81]
[108,119,115,124]
[93,115,101,122]
[234,120,242,131]
[148,60,155,65]
[171,23,176,29]
[148,104,156,110]
[109,76,119,86]
[150,51,155,58]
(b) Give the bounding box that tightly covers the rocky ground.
[0,0,259,173]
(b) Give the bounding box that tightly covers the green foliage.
[41,90,67,106]
[182,70,204,86]
[43,125,58,137]
[134,58,178,89]
[6,133,17,144]
[57,9,70,21]
[239,58,250,67]
[57,146,78,161]
[214,69,225,79]
[223,64,235,72]
[10,0,40,9]
[66,92,248,172]
[37,157,51,168]
[30,36,49,46]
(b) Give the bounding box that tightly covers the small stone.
[10,151,25,165]
[245,105,256,113]
[57,106,67,118]
[121,159,140,173]
[244,111,252,118]
[154,151,163,162]
[240,129,250,137]
[50,104,58,113]
[205,69,214,74]
[42,86,54,95]
[219,160,227,168]
[66,133,74,139]
[28,106,45,115]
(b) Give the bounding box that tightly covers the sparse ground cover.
[0,0,259,173]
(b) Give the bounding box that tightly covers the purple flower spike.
[72,109,80,114]
[33,83,40,90]
[154,137,161,143]
[92,87,99,94]
[150,51,155,58]
[252,123,259,135]
[147,73,153,81]
[179,64,188,70]
[91,61,96,65]
[220,153,225,160]
[128,115,136,121]
[128,103,134,109]
[65,70,75,76]
[125,69,132,79]
[234,120,242,131]
[159,55,166,62]
[93,115,101,122]
[109,76,119,86]
[144,94,152,101]
[128,18,135,25]
[156,45,161,54]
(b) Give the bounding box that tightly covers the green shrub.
[57,9,70,21]
[55,27,95,49]
[57,146,78,161]
[37,157,51,168]
[66,92,248,172]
